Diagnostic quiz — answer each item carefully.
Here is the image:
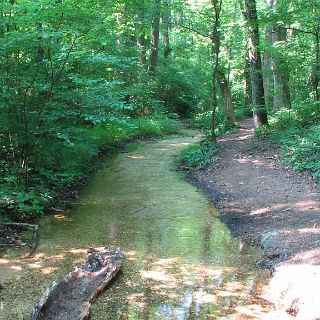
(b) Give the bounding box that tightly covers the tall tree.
[149,0,161,73]
[210,0,223,141]
[243,0,268,128]
[162,0,171,58]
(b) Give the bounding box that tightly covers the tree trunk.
[263,25,273,109]
[272,25,291,110]
[148,0,161,73]
[243,53,253,113]
[217,69,235,127]
[163,0,171,59]
[244,0,268,128]
[210,0,222,142]
[309,17,320,101]
[136,0,148,66]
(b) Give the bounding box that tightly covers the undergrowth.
[0,117,179,222]
[180,140,219,170]
[255,109,320,181]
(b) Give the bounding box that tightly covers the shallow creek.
[0,134,272,319]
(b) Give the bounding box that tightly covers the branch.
[177,24,211,38]
[286,26,319,37]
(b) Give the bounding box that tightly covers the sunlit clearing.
[127,154,145,159]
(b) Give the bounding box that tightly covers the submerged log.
[31,247,125,320]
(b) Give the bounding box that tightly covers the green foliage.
[180,140,219,170]
[255,110,320,180]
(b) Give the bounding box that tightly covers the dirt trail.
[188,118,320,319]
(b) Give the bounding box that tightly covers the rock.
[265,264,320,319]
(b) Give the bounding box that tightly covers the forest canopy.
[1,0,319,220]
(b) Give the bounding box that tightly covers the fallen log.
[31,247,125,320]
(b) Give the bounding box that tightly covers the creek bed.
[0,134,272,319]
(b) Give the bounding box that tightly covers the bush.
[180,140,219,170]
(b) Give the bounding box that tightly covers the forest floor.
[187,118,320,318]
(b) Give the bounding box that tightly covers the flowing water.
[0,134,271,319]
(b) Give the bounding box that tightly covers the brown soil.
[187,118,320,269]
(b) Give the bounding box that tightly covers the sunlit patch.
[51,254,64,262]
[158,148,168,151]
[127,154,145,159]
[28,262,42,269]
[194,291,217,304]
[40,267,59,275]
[69,248,88,255]
[293,200,319,212]
[53,214,68,220]
[140,270,177,283]
[154,258,179,266]
[168,142,191,148]
[10,265,22,271]
[124,250,137,257]
[235,304,265,318]
[127,293,146,308]
[0,259,9,264]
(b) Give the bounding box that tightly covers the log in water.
[31,247,124,320]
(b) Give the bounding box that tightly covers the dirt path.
[188,118,320,319]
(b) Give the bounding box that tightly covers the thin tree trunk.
[243,53,253,113]
[136,0,148,66]
[244,0,268,128]
[263,25,273,109]
[309,17,320,101]
[216,69,235,127]
[163,0,171,58]
[148,0,161,73]
[210,0,222,142]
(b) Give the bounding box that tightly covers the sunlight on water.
[0,134,271,319]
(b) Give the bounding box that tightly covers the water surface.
[0,134,270,319]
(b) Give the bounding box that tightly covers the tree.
[243,0,268,128]
[149,0,162,73]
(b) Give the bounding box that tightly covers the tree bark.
[210,0,222,142]
[263,24,273,108]
[136,0,148,66]
[163,0,171,58]
[216,69,235,127]
[308,17,320,101]
[272,25,291,110]
[148,0,161,73]
[244,0,268,128]
[243,53,253,113]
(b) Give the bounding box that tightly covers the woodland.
[0,0,320,222]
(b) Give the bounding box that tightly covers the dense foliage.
[1,0,320,220]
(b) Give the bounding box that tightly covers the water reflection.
[0,135,271,319]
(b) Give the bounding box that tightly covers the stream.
[0,133,271,319]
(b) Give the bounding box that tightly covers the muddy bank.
[187,118,320,318]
